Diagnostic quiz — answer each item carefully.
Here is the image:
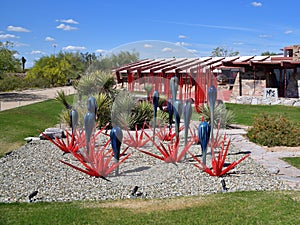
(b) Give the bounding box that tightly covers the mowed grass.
[0,191,299,225]
[281,157,300,170]
[0,95,73,156]
[225,103,300,127]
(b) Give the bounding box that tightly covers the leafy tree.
[88,51,139,72]
[25,52,86,87]
[261,51,278,56]
[0,41,22,76]
[211,47,239,57]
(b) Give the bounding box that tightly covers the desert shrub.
[198,103,235,128]
[111,91,154,130]
[0,74,26,91]
[247,114,300,147]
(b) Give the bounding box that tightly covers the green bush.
[0,74,26,91]
[247,114,300,147]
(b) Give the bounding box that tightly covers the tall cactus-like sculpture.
[174,99,183,137]
[183,99,192,146]
[110,126,123,176]
[170,76,180,137]
[208,85,217,144]
[167,98,173,129]
[70,108,78,133]
[198,120,211,165]
[84,96,97,154]
[152,90,159,142]
[170,76,178,104]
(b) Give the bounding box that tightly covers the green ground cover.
[0,95,73,156]
[225,103,300,127]
[1,191,299,225]
[281,157,300,170]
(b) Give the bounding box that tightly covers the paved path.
[226,128,300,190]
[0,86,76,111]
[1,87,299,190]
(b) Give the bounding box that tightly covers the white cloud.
[0,34,19,39]
[45,36,55,41]
[162,47,174,52]
[187,49,198,54]
[31,50,45,55]
[285,30,293,34]
[144,44,153,48]
[175,42,190,47]
[178,34,187,39]
[7,25,30,32]
[251,2,262,7]
[233,42,244,45]
[56,24,78,31]
[14,41,29,47]
[62,45,86,51]
[56,19,79,24]
[259,34,272,38]
[95,49,106,54]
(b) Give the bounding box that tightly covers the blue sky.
[1,0,300,68]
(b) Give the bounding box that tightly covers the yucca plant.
[96,93,112,128]
[73,72,100,97]
[56,90,72,109]
[198,103,235,128]
[111,90,135,129]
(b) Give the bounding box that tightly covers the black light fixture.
[28,190,38,202]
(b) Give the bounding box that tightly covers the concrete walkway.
[0,86,76,111]
[226,128,300,190]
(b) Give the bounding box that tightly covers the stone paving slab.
[227,130,300,190]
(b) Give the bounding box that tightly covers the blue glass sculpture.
[110,126,123,175]
[167,98,173,129]
[70,109,78,133]
[198,121,211,165]
[152,90,159,141]
[84,96,97,153]
[174,99,183,137]
[183,99,192,146]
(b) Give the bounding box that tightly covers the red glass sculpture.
[139,137,194,163]
[60,135,130,180]
[190,136,250,176]
[123,123,151,148]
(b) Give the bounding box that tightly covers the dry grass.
[80,195,214,213]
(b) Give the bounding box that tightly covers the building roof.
[115,55,300,78]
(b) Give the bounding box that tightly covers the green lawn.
[281,157,300,170]
[1,191,299,225]
[0,95,73,156]
[225,103,300,127]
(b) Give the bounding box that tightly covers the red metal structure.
[115,47,300,105]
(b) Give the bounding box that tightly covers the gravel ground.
[0,131,291,203]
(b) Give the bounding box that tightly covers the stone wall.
[230,96,300,106]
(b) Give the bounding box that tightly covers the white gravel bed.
[0,135,291,203]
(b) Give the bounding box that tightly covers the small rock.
[268,167,280,174]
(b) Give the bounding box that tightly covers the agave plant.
[139,136,194,163]
[190,135,250,177]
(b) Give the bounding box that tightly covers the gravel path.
[0,130,291,203]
